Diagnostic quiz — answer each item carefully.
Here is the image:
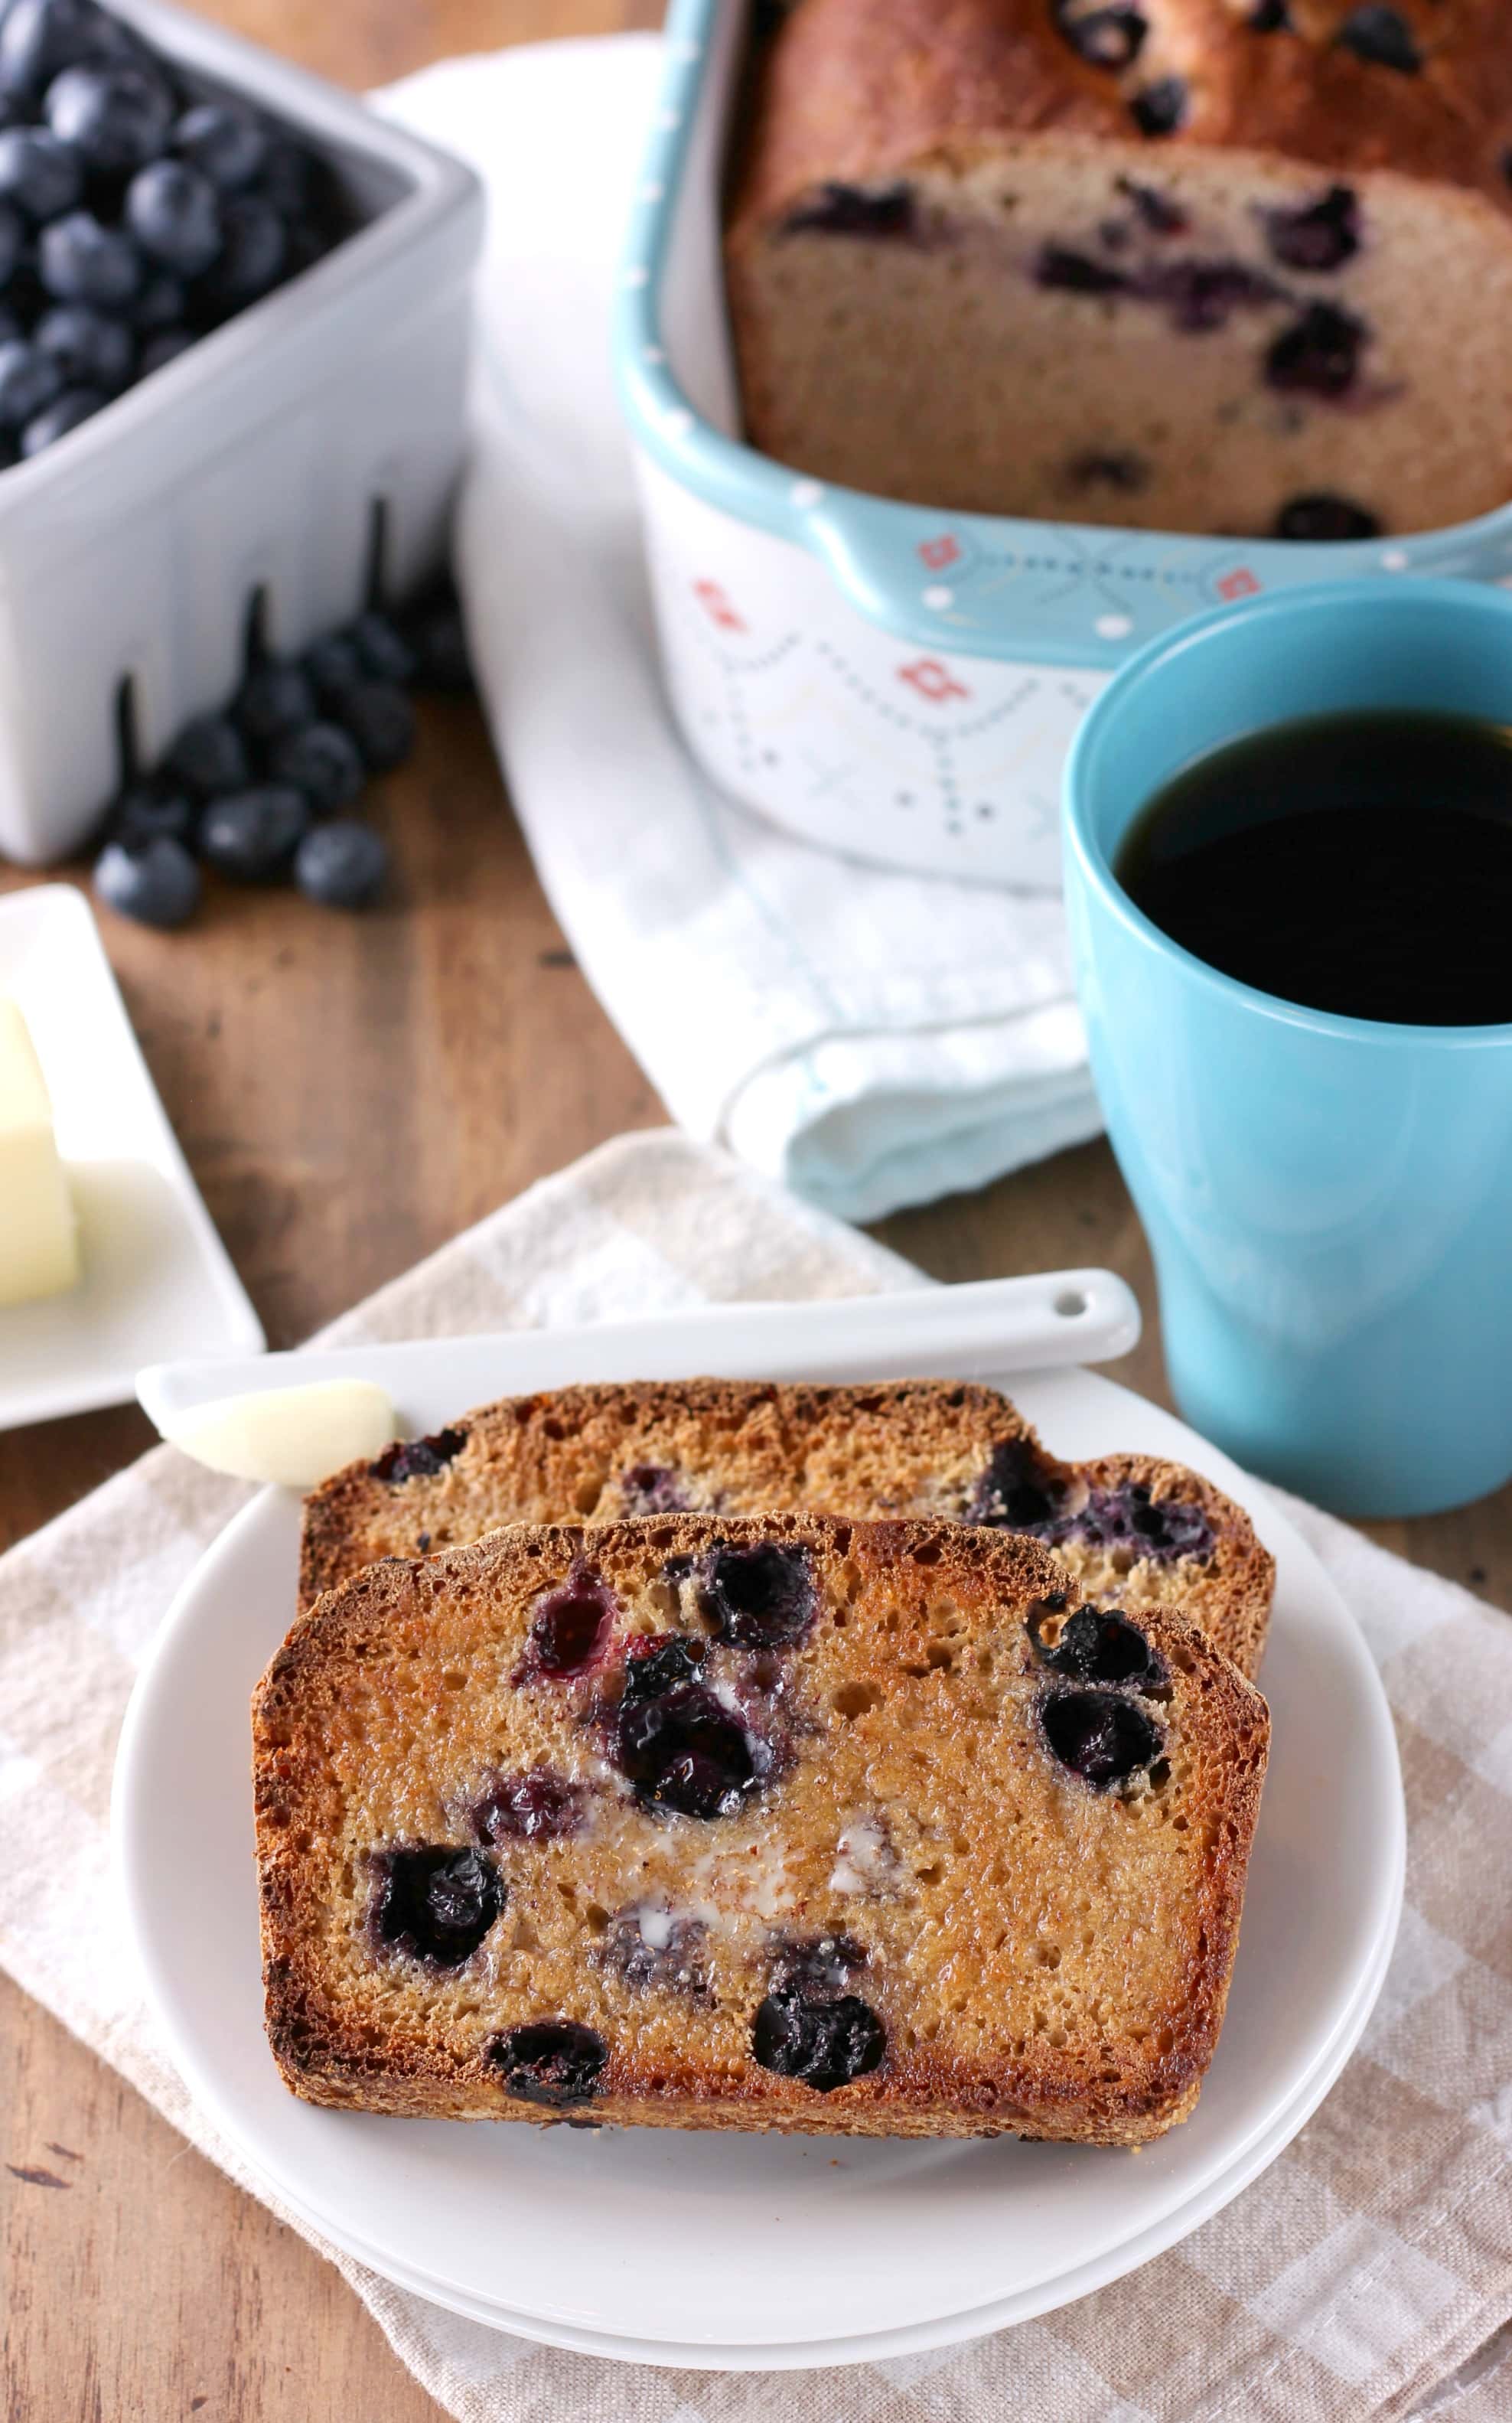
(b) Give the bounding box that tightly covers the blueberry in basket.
[0,0,354,464]
[91,582,476,927]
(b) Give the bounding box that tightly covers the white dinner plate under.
[115,1334,1403,2364]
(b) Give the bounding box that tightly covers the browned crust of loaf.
[256,1513,1269,2144]
[726,0,1512,240]
[298,1378,1274,1677]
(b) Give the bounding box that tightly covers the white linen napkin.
[374,40,1101,1225]
[2,1130,1509,2420]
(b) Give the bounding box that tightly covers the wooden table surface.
[2,5,1508,2415]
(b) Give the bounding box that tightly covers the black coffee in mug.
[1115,709,1512,1026]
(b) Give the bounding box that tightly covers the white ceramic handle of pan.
[137,1267,1140,1447]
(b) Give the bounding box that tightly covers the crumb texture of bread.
[299,1379,1274,1677]
[256,1514,1269,2143]
[724,0,1512,536]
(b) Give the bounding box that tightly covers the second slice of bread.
[300,1379,1274,1676]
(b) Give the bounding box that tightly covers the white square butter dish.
[0,884,262,1430]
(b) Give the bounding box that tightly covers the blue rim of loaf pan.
[614,0,1512,672]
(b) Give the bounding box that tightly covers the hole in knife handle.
[1054,1290,1090,1319]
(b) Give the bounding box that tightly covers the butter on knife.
[157,1379,396,1489]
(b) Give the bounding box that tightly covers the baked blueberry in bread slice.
[299,1379,1274,1677]
[256,1513,1269,2142]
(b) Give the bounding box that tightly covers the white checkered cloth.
[2,1130,1508,2420]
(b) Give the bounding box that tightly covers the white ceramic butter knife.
[137,1267,1140,1485]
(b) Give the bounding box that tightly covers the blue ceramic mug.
[1063,577,1512,1518]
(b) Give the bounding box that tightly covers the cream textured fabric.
[1,1130,1508,2420]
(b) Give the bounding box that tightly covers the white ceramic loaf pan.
[614,0,1512,890]
[0,0,483,868]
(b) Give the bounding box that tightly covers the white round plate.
[115,1362,1403,2363]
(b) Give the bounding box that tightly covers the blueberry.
[138,324,191,375]
[1041,1688,1162,1787]
[0,126,80,218]
[172,98,268,192]
[619,1632,705,1704]
[270,719,364,812]
[752,1988,885,2092]
[1039,1607,1160,1688]
[618,1463,689,1514]
[471,1768,586,1844]
[164,712,249,800]
[523,1566,616,1679]
[489,2019,608,2108]
[1273,491,1381,541]
[1265,185,1360,273]
[1265,302,1366,399]
[234,657,316,746]
[0,303,20,349]
[45,63,174,171]
[197,784,308,882]
[780,180,916,240]
[613,1681,759,1818]
[601,1906,710,1997]
[370,1425,467,1481]
[372,1844,503,1970]
[133,268,185,328]
[1054,1479,1215,1563]
[701,1542,816,1649]
[1336,4,1419,70]
[1035,246,1126,296]
[93,833,200,928]
[0,0,106,100]
[347,608,416,686]
[1052,2,1147,70]
[334,680,416,774]
[1250,0,1289,22]
[0,337,61,426]
[105,779,194,846]
[200,191,283,304]
[302,629,364,702]
[1140,256,1282,331]
[966,1437,1064,1531]
[1129,76,1188,136]
[40,210,140,308]
[35,302,132,390]
[293,818,387,909]
[402,589,474,696]
[19,380,103,451]
[125,159,221,277]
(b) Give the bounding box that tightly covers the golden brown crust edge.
[726,0,1512,240]
[258,1513,1269,2144]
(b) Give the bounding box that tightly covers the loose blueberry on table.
[90,580,475,928]
[0,0,349,460]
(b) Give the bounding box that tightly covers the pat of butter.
[0,996,80,1308]
[160,1380,396,1489]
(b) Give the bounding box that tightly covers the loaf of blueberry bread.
[725,0,1512,539]
[299,1378,1274,1676]
[256,1513,1269,2141]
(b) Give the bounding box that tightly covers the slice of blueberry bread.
[725,0,1512,536]
[256,1514,1269,2141]
[299,1380,1274,1676]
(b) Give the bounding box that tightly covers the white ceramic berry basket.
[615,0,1512,889]
[0,0,482,869]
